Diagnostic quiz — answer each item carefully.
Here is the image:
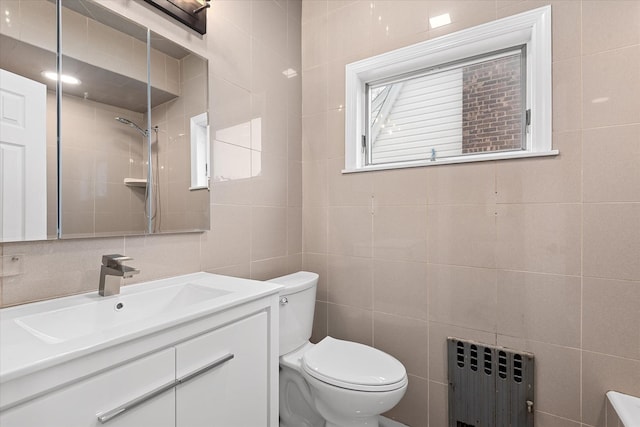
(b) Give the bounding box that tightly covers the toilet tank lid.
[268,271,318,295]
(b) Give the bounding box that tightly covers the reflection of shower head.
[115,116,148,137]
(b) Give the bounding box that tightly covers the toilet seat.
[302,337,408,392]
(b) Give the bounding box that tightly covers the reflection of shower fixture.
[115,117,149,137]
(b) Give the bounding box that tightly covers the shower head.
[115,116,148,137]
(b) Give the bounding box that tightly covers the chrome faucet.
[99,254,139,296]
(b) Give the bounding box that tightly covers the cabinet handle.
[96,353,234,424]
[176,352,234,385]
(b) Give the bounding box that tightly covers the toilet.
[269,271,408,427]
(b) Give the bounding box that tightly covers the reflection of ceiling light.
[41,71,81,85]
[429,13,451,29]
[282,68,298,78]
[591,97,609,104]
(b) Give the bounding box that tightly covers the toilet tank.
[268,271,318,356]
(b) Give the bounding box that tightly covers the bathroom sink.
[14,283,230,344]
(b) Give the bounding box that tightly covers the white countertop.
[0,272,282,383]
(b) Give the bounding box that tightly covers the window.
[345,6,556,173]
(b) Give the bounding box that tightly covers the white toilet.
[269,271,408,427]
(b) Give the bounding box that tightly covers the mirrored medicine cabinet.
[0,0,210,242]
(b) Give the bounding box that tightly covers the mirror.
[0,0,210,241]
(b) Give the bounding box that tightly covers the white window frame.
[344,5,556,173]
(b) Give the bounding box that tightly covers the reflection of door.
[0,69,47,242]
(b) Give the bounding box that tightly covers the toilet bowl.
[269,272,408,427]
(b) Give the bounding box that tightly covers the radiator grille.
[448,338,534,427]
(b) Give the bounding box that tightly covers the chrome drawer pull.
[96,353,234,423]
[177,353,234,385]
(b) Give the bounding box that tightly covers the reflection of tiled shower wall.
[58,93,146,237]
[150,54,209,233]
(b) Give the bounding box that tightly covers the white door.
[0,68,47,242]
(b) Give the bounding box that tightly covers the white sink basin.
[14,283,230,344]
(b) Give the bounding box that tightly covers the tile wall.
[0,0,303,306]
[301,1,640,426]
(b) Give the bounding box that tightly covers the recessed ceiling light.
[429,13,451,29]
[41,71,81,85]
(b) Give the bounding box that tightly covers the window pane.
[367,49,524,165]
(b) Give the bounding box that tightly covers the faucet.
[99,254,139,296]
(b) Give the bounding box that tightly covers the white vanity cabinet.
[0,273,281,427]
[0,348,177,427]
[1,312,269,427]
[176,312,268,427]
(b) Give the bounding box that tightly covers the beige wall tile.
[1,238,124,305]
[427,162,496,205]
[373,167,429,206]
[207,263,251,279]
[251,153,288,206]
[288,161,303,207]
[428,380,448,427]
[582,1,640,56]
[583,46,640,128]
[427,0,497,37]
[302,14,328,71]
[373,259,428,320]
[496,131,582,203]
[311,300,328,343]
[327,254,372,309]
[326,108,345,159]
[327,303,373,345]
[287,206,303,254]
[428,265,497,333]
[583,125,640,203]
[497,270,581,347]
[211,0,253,33]
[582,351,640,427]
[373,205,428,262]
[374,312,428,378]
[125,234,201,283]
[302,160,327,206]
[371,1,428,56]
[303,252,328,300]
[302,112,327,161]
[302,0,327,24]
[583,203,640,281]
[326,1,373,62]
[201,205,251,270]
[498,336,581,422]
[553,57,583,132]
[252,0,288,57]
[536,412,581,427]
[428,204,496,268]
[328,205,372,257]
[302,64,328,116]
[251,206,288,261]
[383,375,428,427]
[209,17,251,90]
[496,203,582,276]
[250,256,289,281]
[303,206,327,253]
[583,277,640,360]
[328,157,373,206]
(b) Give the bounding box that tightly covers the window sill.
[342,150,559,174]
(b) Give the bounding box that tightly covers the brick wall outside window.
[462,54,523,154]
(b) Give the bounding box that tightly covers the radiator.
[447,338,534,427]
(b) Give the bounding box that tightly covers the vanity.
[0,273,282,426]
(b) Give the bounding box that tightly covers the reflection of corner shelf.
[124,178,147,188]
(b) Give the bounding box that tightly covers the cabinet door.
[0,348,176,427]
[176,312,268,427]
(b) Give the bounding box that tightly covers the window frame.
[344,5,556,173]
